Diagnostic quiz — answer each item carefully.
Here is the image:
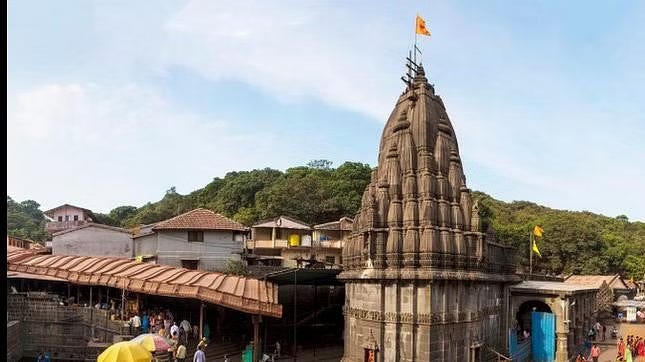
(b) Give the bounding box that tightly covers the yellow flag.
[533,225,544,237]
[532,238,542,258]
[416,15,431,36]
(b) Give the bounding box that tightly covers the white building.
[133,208,248,271]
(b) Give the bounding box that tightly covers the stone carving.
[338,59,518,362]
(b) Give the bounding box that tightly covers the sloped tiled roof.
[253,216,311,230]
[152,208,247,232]
[7,249,281,318]
[44,203,93,216]
[52,223,133,237]
[564,275,630,290]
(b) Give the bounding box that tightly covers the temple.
[338,62,521,361]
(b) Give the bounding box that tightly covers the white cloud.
[162,0,404,121]
[7,82,299,212]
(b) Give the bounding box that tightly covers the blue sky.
[7,0,645,221]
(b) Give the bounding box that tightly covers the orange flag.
[416,15,431,36]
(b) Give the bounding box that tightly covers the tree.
[307,159,333,170]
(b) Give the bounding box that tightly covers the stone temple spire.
[345,59,480,271]
[339,57,519,362]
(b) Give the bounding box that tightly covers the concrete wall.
[134,233,158,257]
[7,293,126,361]
[52,226,133,258]
[151,230,243,271]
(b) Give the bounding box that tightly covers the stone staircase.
[182,338,242,362]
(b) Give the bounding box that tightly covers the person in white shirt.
[130,314,141,335]
[170,322,180,339]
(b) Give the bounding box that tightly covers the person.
[36,352,45,362]
[175,343,187,362]
[575,352,586,362]
[522,329,530,341]
[625,343,633,362]
[602,324,607,341]
[619,337,626,360]
[193,344,206,362]
[171,322,180,339]
[588,343,600,362]
[223,355,229,362]
[142,312,150,333]
[588,327,596,342]
[198,337,208,349]
[274,341,281,358]
[159,325,167,338]
[131,313,141,335]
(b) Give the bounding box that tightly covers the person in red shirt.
[618,337,626,360]
[588,343,601,362]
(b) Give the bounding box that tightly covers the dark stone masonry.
[339,65,520,362]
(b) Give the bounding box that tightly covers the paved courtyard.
[591,323,645,362]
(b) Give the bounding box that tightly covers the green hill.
[7,160,645,279]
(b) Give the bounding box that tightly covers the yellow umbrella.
[97,341,152,362]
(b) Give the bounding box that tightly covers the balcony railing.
[46,220,87,233]
[246,239,344,249]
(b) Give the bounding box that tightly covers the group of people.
[125,308,209,362]
[616,335,645,362]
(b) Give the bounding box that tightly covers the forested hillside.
[7,160,645,278]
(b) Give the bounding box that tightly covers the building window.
[65,215,70,221]
[181,260,199,270]
[188,231,204,242]
[325,256,336,264]
[58,216,63,222]
[73,215,79,221]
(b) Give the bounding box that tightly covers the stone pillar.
[555,332,568,361]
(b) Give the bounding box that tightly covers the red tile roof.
[152,208,247,232]
[7,249,281,318]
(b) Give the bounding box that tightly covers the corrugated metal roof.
[7,250,281,318]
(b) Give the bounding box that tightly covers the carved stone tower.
[339,62,518,361]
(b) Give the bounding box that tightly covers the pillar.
[555,332,568,361]
[199,303,205,339]
[272,227,276,248]
[253,315,262,362]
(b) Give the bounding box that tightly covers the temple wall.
[343,279,509,362]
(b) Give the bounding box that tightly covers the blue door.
[531,311,555,362]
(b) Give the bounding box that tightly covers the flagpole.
[529,231,533,276]
[414,13,418,65]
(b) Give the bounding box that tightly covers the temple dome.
[346,64,478,270]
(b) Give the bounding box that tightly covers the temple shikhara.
[338,60,598,362]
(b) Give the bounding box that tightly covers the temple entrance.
[516,300,554,362]
[516,300,552,335]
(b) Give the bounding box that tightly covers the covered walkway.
[7,249,282,318]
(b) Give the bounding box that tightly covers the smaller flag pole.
[414,13,419,65]
[529,230,533,276]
